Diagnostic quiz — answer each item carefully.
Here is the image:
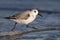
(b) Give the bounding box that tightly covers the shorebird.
[3,9,42,31]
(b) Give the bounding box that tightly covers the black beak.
[38,13,43,17]
[38,9,43,17]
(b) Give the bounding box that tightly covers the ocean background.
[0,0,60,40]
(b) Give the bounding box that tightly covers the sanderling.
[4,9,42,31]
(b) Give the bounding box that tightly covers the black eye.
[34,11,36,13]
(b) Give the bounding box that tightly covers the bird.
[3,9,42,31]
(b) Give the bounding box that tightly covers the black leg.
[11,22,17,31]
[26,25,38,29]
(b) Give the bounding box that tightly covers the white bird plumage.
[12,9,38,24]
[4,9,42,31]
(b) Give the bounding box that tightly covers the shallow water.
[0,0,60,40]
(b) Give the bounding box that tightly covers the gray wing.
[5,11,30,20]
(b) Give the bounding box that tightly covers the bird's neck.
[31,14,36,18]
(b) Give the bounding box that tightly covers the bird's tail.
[0,16,11,19]
[4,17,11,19]
[0,16,16,19]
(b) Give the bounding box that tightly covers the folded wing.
[4,11,30,20]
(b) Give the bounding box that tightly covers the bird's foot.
[10,26,16,31]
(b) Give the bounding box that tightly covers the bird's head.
[30,9,43,17]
